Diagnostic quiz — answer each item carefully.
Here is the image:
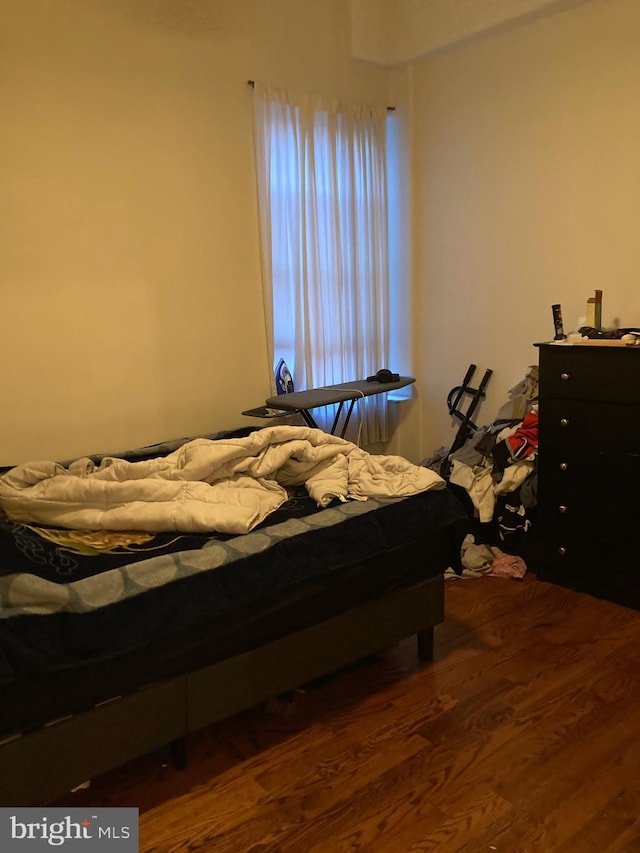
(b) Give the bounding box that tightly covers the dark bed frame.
[0,573,443,806]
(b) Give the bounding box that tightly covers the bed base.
[0,574,443,806]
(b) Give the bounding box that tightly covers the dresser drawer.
[539,489,635,536]
[537,537,640,610]
[539,446,639,503]
[537,344,640,403]
[539,399,640,453]
[537,528,640,609]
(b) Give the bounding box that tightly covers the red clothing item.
[506,411,538,460]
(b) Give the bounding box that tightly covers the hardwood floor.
[51,574,640,851]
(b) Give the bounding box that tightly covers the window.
[252,82,391,444]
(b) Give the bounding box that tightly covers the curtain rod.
[247,80,395,111]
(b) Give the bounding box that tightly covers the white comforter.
[0,425,445,534]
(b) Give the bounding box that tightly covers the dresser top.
[535,340,640,351]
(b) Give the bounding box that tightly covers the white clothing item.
[494,460,535,495]
[449,459,496,523]
[449,458,534,523]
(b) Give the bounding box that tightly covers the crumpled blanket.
[0,425,445,535]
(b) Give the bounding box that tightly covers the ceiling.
[349,0,598,65]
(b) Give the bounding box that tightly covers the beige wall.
[411,0,640,458]
[3,0,638,467]
[1,0,388,464]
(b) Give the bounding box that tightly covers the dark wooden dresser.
[535,342,640,609]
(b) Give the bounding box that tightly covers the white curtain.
[252,82,390,444]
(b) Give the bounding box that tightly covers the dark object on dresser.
[535,343,640,609]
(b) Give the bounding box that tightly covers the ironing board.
[263,376,415,437]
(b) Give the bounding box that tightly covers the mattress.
[0,430,468,737]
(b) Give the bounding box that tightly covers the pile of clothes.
[444,535,528,581]
[424,366,540,578]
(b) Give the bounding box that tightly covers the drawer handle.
[560,418,569,427]
[559,505,568,513]
[558,546,567,556]
[559,462,569,471]
[560,372,570,381]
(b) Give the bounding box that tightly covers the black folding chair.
[446,364,493,456]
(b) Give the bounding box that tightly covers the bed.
[0,425,468,806]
